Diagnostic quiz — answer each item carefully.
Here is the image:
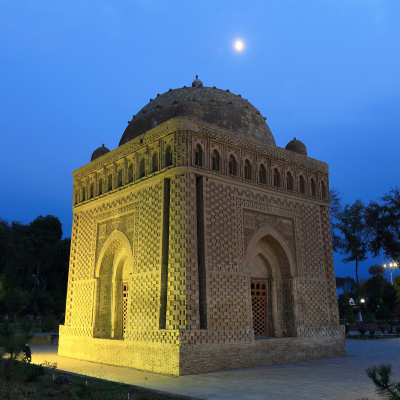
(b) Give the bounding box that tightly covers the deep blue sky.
[1,1,399,281]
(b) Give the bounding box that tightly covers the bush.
[25,363,45,382]
[379,325,386,334]
[396,328,400,334]
[369,330,375,337]
[358,326,367,335]
[54,374,71,385]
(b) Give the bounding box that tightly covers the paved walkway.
[30,339,400,400]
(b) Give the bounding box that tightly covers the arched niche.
[245,226,297,338]
[93,230,133,339]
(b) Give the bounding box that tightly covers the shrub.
[358,326,367,335]
[396,328,400,334]
[378,325,386,334]
[55,374,71,385]
[369,330,375,337]
[25,363,45,382]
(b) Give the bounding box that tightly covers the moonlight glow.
[234,40,244,51]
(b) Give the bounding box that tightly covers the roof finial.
[192,75,203,87]
[102,144,105,147]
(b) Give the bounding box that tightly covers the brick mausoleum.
[58,76,347,375]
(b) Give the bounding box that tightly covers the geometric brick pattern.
[60,116,346,375]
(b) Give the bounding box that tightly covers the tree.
[336,276,356,293]
[382,283,397,312]
[336,200,368,309]
[365,187,400,263]
[369,264,385,276]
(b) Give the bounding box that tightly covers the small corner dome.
[285,137,307,156]
[175,100,204,119]
[91,144,110,161]
[192,75,203,87]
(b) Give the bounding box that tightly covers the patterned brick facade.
[59,83,346,375]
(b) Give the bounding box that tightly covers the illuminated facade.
[58,77,346,375]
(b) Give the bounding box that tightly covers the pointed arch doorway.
[245,226,297,338]
[93,230,133,339]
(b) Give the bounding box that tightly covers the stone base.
[58,335,180,375]
[180,334,347,375]
[59,331,347,376]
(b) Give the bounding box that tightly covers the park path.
[31,339,400,400]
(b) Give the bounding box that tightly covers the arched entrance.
[94,230,133,339]
[245,227,297,338]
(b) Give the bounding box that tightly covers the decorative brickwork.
[59,82,346,375]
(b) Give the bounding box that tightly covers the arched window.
[286,172,293,191]
[311,178,316,197]
[117,170,122,187]
[90,183,94,198]
[244,159,252,180]
[228,155,237,176]
[259,164,267,184]
[108,173,113,191]
[299,175,305,194]
[139,158,146,178]
[128,163,133,183]
[321,180,326,199]
[211,149,220,171]
[195,144,203,167]
[152,152,158,173]
[165,145,173,167]
[273,168,280,188]
[98,178,103,195]
[81,187,86,202]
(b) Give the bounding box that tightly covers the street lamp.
[383,261,399,284]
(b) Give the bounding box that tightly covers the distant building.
[59,77,346,375]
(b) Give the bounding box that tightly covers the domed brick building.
[59,77,346,375]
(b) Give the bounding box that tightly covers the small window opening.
[244,159,252,180]
[90,183,94,198]
[259,164,267,184]
[165,145,173,167]
[228,155,236,176]
[117,170,122,187]
[299,175,305,194]
[273,168,280,188]
[195,144,203,167]
[108,174,112,191]
[286,172,293,191]
[211,150,220,171]
[128,163,133,183]
[152,152,158,173]
[311,178,316,197]
[98,178,103,195]
[321,181,326,199]
[139,158,146,178]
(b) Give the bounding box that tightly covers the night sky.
[1,1,399,281]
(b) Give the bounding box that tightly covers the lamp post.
[383,261,399,284]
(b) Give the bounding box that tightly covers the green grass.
[0,368,195,400]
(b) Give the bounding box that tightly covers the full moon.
[234,40,244,51]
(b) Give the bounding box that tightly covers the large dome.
[119,78,275,147]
